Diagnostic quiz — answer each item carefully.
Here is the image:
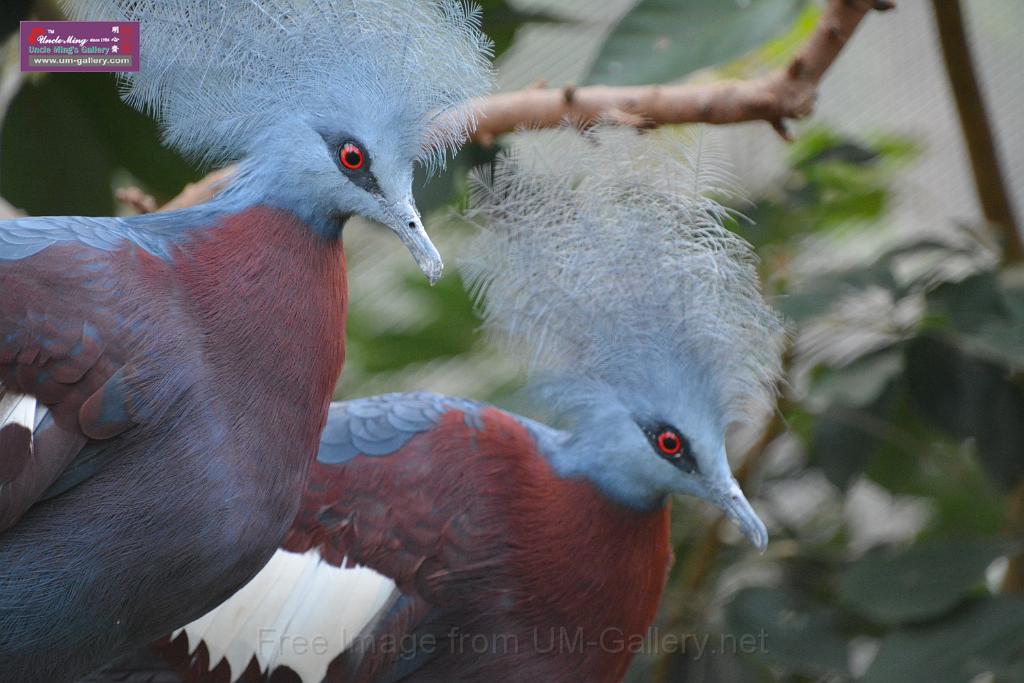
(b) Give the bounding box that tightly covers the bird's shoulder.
[316,390,564,466]
[157,391,646,683]
[288,392,567,583]
[0,213,225,531]
[0,214,168,262]
[0,206,235,264]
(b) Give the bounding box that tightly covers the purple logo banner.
[21,21,139,73]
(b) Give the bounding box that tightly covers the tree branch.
[930,0,1024,591]
[470,0,892,144]
[930,0,1023,263]
[0,196,22,219]
[123,0,889,214]
[156,166,234,212]
[116,166,234,214]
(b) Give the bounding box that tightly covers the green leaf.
[345,272,481,374]
[924,271,1024,370]
[808,372,904,490]
[476,0,561,58]
[775,236,989,324]
[775,258,896,322]
[838,537,1011,625]
[585,0,807,86]
[862,597,1024,683]
[862,428,1006,538]
[736,129,917,252]
[774,254,903,321]
[905,334,1024,490]
[789,129,918,169]
[1,73,199,216]
[807,347,905,412]
[726,587,849,677]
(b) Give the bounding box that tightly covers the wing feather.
[0,213,202,529]
[172,549,395,683]
[160,393,565,682]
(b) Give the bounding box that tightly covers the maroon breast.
[174,205,348,470]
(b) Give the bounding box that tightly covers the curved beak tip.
[412,246,443,285]
[717,484,769,553]
[424,260,443,286]
[385,208,443,285]
[746,518,769,554]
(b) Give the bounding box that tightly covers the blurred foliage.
[837,537,1014,624]
[3,1,1023,682]
[346,270,481,374]
[673,128,1023,681]
[476,0,561,58]
[735,128,919,303]
[1,72,200,215]
[411,0,548,216]
[586,0,809,86]
[0,1,34,37]
[638,131,1024,681]
[863,597,1024,683]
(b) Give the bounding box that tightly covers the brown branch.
[930,0,1023,263]
[114,186,158,214]
[158,167,234,212]
[931,0,1024,587]
[471,0,892,143]
[116,166,236,214]
[134,1,888,212]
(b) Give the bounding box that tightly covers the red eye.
[339,143,364,170]
[657,431,682,456]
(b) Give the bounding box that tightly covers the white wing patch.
[0,390,41,437]
[174,549,396,683]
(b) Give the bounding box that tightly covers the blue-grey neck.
[543,437,670,512]
[223,159,349,239]
[521,413,669,513]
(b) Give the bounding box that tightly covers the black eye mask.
[320,132,383,197]
[638,421,699,474]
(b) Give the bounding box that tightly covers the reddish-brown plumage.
[506,436,672,683]
[1,205,350,682]
[171,206,348,482]
[284,407,672,682]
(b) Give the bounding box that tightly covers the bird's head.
[545,364,771,551]
[66,0,494,284]
[462,127,787,550]
[241,115,443,282]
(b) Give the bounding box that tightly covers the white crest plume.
[63,0,494,169]
[461,127,786,425]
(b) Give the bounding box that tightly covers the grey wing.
[317,391,567,465]
[0,206,236,261]
[0,215,149,260]
[317,392,488,464]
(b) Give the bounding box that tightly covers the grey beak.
[381,201,443,285]
[712,479,768,552]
